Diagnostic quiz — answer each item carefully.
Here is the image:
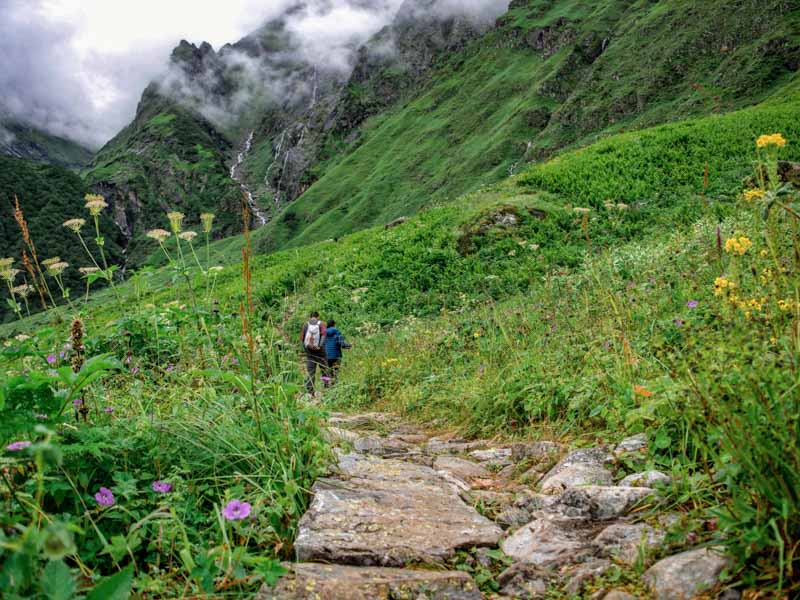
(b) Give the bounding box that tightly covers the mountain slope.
[0,119,93,169]
[246,0,799,252]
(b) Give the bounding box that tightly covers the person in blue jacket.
[323,319,351,387]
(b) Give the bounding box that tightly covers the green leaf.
[41,560,77,600]
[86,565,134,600]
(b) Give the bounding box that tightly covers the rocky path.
[257,413,732,599]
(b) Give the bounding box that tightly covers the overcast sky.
[0,0,298,148]
[0,0,509,149]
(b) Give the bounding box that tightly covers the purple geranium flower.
[94,487,115,507]
[46,354,57,365]
[687,300,699,309]
[165,364,175,373]
[321,376,332,383]
[152,480,173,493]
[222,499,252,521]
[673,318,684,327]
[73,398,84,406]
[59,351,66,359]
[103,407,114,414]
[130,367,140,375]
[6,440,31,451]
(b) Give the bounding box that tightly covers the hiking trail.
[257,412,730,599]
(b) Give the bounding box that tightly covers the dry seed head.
[146,229,172,243]
[41,257,62,268]
[79,267,100,275]
[63,218,86,233]
[84,194,108,216]
[167,211,185,234]
[47,262,69,276]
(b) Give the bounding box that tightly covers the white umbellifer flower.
[147,229,172,243]
[179,231,198,242]
[63,218,86,233]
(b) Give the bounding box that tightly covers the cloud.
[0,0,511,149]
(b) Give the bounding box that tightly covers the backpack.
[304,321,322,351]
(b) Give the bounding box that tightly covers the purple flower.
[94,487,115,507]
[166,364,175,373]
[73,398,84,406]
[603,340,612,350]
[6,440,31,451]
[673,318,684,327]
[152,480,173,493]
[130,367,140,375]
[46,354,57,365]
[231,358,239,366]
[103,407,114,414]
[687,300,699,309]
[222,499,252,521]
[321,376,332,383]
[59,351,66,359]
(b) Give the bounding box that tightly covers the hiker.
[301,311,327,394]
[323,319,351,387]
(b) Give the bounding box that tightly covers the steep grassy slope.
[249,0,799,252]
[0,120,93,169]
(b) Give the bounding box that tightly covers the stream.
[230,131,268,227]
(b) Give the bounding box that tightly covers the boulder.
[294,453,502,567]
[539,448,614,492]
[329,412,396,429]
[353,436,415,458]
[497,563,552,599]
[554,486,654,520]
[614,434,648,459]
[424,438,488,455]
[501,515,596,567]
[510,441,562,462]
[602,591,638,600]
[644,547,732,599]
[469,447,512,462]
[258,563,482,599]
[564,559,612,595]
[619,470,671,488]
[593,522,666,565]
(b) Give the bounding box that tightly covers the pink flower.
[222,499,251,521]
[687,300,699,309]
[94,487,115,507]
[6,440,31,451]
[103,407,114,413]
[46,354,57,365]
[152,480,172,493]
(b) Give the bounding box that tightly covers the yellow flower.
[743,189,765,202]
[84,194,108,216]
[473,331,482,339]
[778,299,796,312]
[714,276,736,297]
[63,218,86,233]
[573,207,591,215]
[167,211,185,234]
[1,268,21,282]
[724,236,752,256]
[200,213,215,233]
[0,258,14,269]
[756,133,787,148]
[178,231,198,242]
[146,229,172,243]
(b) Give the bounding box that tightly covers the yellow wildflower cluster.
[381,358,400,368]
[743,189,765,202]
[778,299,799,312]
[714,276,736,297]
[0,258,15,269]
[200,213,215,233]
[167,212,185,234]
[756,133,787,148]
[84,194,108,216]
[759,268,774,285]
[603,201,629,211]
[724,236,752,256]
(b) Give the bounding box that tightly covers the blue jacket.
[324,327,350,359]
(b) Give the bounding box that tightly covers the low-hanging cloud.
[0,0,511,149]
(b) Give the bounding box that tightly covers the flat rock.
[434,456,490,481]
[324,427,362,444]
[497,563,552,599]
[469,447,512,462]
[619,470,671,488]
[510,441,562,462]
[353,436,415,458]
[554,486,654,520]
[295,453,502,567]
[594,522,666,565]
[644,547,731,599]
[564,559,612,595]
[501,514,597,567]
[603,591,638,600]
[258,563,482,599]
[424,438,488,455]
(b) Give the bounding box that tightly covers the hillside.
[0,119,94,169]
[2,81,800,595]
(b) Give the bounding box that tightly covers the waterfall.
[230,131,268,227]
